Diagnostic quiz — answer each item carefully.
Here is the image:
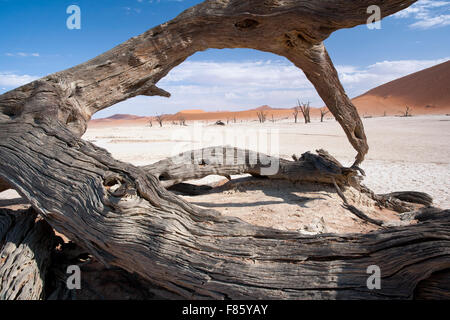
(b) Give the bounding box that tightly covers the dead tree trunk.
[2,0,446,300]
[0,208,56,299]
[293,107,299,123]
[256,111,267,123]
[401,106,413,117]
[320,108,330,122]
[155,115,165,127]
[298,101,311,124]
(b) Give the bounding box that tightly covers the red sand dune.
[352,59,450,116]
[166,105,309,122]
[178,109,206,114]
[89,105,310,126]
[104,114,147,120]
[89,60,450,126]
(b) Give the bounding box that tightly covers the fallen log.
[143,147,360,188]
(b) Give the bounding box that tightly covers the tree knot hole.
[104,174,128,197]
[1,105,24,119]
[235,19,259,30]
[354,126,364,140]
[158,172,171,181]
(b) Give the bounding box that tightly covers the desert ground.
[1,114,448,234]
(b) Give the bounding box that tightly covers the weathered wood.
[0,178,10,193]
[3,0,447,300]
[380,191,433,207]
[414,269,450,300]
[143,147,360,188]
[0,208,55,300]
[47,243,172,300]
[360,186,432,213]
[0,121,449,299]
[400,207,449,222]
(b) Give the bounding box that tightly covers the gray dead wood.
[47,243,171,300]
[143,147,360,189]
[0,208,55,299]
[414,269,450,300]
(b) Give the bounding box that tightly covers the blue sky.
[0,0,449,118]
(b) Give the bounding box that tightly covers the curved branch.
[280,44,369,165]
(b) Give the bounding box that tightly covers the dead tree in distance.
[401,106,413,117]
[293,107,300,123]
[298,100,311,124]
[320,107,330,122]
[256,110,267,123]
[155,114,165,127]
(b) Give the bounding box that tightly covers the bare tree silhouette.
[320,107,330,122]
[156,114,165,127]
[298,100,311,124]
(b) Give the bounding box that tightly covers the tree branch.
[143,146,360,188]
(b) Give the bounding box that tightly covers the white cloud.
[94,57,449,118]
[4,52,40,57]
[394,0,450,29]
[124,7,142,14]
[410,14,450,28]
[337,57,450,92]
[156,60,315,109]
[160,58,450,107]
[0,72,39,87]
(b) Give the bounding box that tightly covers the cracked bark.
[0,208,55,299]
[1,0,449,300]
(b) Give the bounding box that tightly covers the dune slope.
[352,60,450,116]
